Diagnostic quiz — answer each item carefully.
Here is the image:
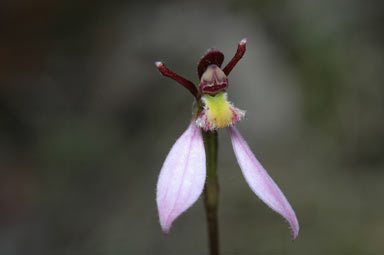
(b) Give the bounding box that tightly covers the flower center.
[199,65,228,95]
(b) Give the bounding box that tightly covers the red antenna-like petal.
[223,38,247,76]
[155,61,198,98]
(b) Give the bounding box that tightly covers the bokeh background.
[1,0,384,254]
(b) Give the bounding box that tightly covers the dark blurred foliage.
[1,0,383,254]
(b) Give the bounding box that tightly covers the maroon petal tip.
[197,50,224,79]
[240,38,247,45]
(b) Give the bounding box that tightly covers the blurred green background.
[1,0,383,254]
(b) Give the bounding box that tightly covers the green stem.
[202,130,219,255]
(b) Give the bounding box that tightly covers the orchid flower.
[155,39,299,241]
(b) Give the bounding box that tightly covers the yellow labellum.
[202,92,233,128]
[196,92,245,131]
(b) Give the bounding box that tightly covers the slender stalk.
[202,130,219,255]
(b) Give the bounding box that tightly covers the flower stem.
[202,130,219,255]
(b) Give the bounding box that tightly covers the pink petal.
[156,121,206,233]
[229,126,299,240]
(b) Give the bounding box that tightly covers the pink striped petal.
[156,122,206,233]
[229,126,299,240]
